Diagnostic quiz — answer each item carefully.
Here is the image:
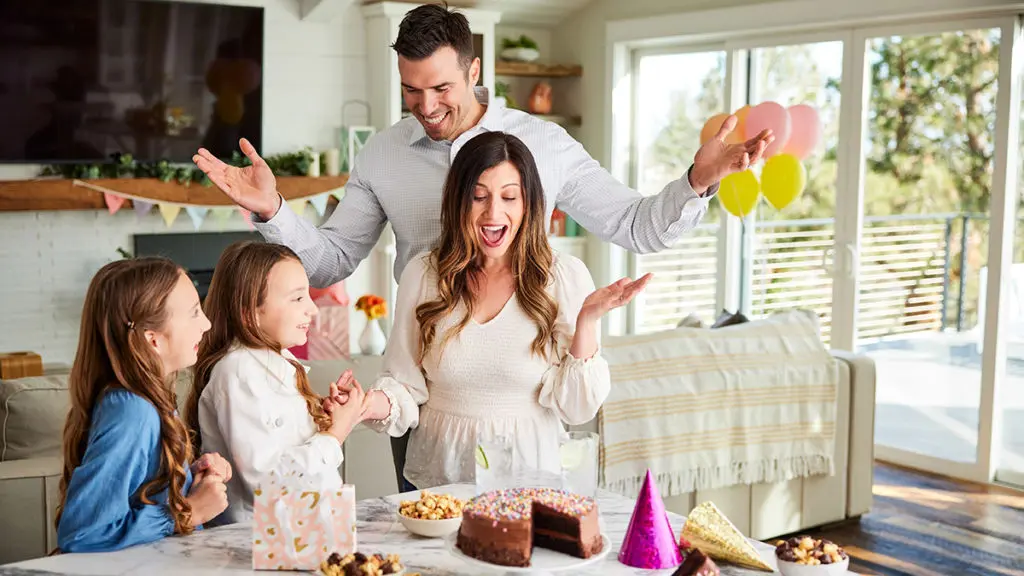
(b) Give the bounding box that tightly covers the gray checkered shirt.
[256,89,717,287]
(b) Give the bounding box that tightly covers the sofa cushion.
[1,375,70,462]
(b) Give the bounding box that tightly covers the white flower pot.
[359,318,386,355]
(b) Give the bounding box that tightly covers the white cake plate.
[444,532,612,576]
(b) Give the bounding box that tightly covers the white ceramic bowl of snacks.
[397,490,464,538]
[775,536,850,576]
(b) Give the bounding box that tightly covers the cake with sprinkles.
[455,487,602,567]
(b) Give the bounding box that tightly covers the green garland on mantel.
[40,148,319,187]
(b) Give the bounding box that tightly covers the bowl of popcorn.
[397,490,464,538]
[319,551,413,576]
[775,536,849,575]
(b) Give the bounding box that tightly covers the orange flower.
[355,294,387,319]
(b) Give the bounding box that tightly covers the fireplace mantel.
[0,175,348,211]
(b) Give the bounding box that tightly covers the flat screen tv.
[0,0,264,164]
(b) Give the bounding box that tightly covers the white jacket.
[197,345,343,525]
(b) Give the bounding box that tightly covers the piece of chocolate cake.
[455,487,602,567]
[673,548,720,576]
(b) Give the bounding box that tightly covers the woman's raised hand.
[577,273,653,326]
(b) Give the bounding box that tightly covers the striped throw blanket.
[598,310,838,499]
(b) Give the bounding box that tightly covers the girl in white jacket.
[184,241,365,525]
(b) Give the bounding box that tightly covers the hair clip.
[127,320,136,330]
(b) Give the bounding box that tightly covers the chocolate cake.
[455,487,603,567]
[673,548,720,576]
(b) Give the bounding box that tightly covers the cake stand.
[444,533,612,575]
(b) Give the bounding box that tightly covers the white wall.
[0,0,380,365]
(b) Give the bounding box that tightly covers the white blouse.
[366,251,611,489]
[197,345,343,525]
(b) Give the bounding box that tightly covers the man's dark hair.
[391,3,475,71]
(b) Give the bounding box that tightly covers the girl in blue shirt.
[55,257,233,553]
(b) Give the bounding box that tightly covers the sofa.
[0,329,875,564]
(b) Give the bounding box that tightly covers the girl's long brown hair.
[416,131,559,363]
[186,242,329,459]
[56,258,195,535]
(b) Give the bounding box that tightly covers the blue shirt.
[57,389,196,553]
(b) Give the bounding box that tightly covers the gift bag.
[306,282,351,361]
[252,462,356,571]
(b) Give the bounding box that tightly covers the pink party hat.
[618,468,682,569]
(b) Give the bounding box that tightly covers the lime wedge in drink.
[560,440,587,471]
[476,444,489,470]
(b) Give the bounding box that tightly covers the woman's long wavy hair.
[56,258,195,535]
[186,242,329,459]
[416,131,559,363]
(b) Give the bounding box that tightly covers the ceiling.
[360,0,595,27]
[474,0,594,27]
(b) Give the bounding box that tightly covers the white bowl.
[777,556,850,576]
[397,513,462,538]
[500,47,539,62]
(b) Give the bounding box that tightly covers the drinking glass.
[559,431,599,498]
[474,430,516,495]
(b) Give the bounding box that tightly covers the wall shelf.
[495,61,582,78]
[0,175,348,211]
[532,114,582,127]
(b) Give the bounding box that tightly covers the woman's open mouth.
[480,225,508,248]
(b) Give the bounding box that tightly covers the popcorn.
[774,536,848,566]
[319,551,415,576]
[398,490,465,520]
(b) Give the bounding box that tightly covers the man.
[193,4,771,491]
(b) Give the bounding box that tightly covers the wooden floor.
[782,462,1024,576]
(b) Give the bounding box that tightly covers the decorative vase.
[528,82,552,115]
[359,318,386,355]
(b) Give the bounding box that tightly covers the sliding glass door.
[835,18,1021,482]
[619,13,1024,485]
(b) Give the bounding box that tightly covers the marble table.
[0,484,786,576]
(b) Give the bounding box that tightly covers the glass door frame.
[833,15,1023,483]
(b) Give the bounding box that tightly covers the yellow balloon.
[700,113,729,145]
[718,170,760,218]
[760,153,807,210]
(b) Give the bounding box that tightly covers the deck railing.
[633,214,990,343]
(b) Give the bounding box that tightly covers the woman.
[355,131,650,489]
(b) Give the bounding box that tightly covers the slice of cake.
[455,487,602,567]
[680,502,773,571]
[673,548,720,576]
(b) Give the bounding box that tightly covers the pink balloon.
[745,101,791,158]
[784,104,822,160]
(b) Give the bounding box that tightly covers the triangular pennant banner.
[134,200,155,219]
[211,207,234,223]
[159,204,181,227]
[103,193,126,215]
[185,207,209,230]
[287,199,307,217]
[239,208,254,230]
[309,193,330,217]
[331,188,344,201]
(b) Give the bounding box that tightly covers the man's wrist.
[257,194,283,221]
[687,166,712,196]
